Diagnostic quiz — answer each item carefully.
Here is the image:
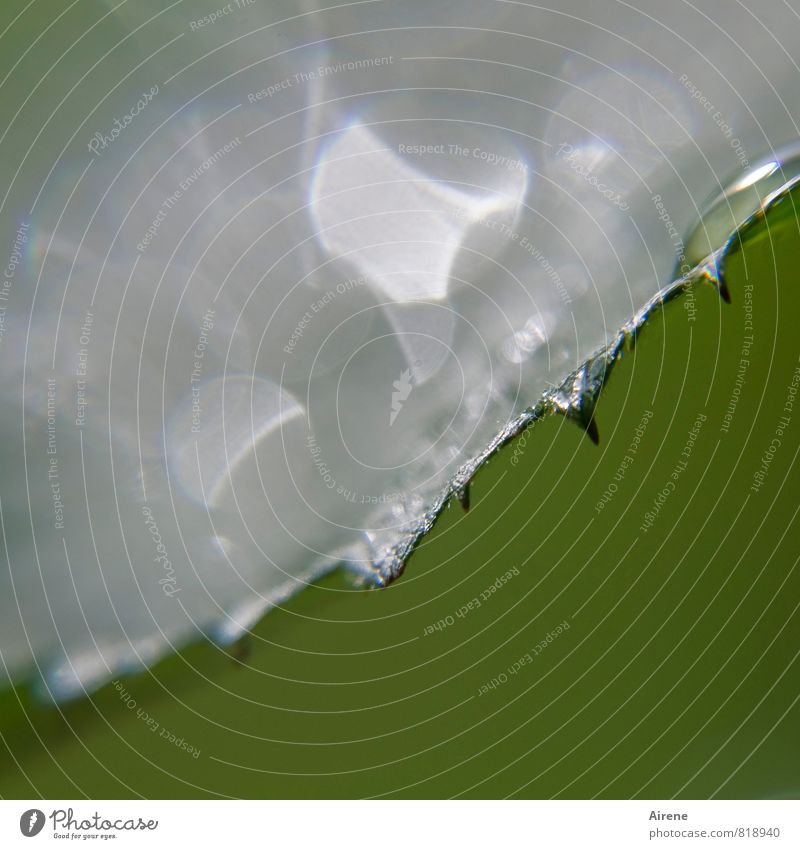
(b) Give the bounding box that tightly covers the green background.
[1,193,799,799]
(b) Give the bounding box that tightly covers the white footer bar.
[2,799,797,847]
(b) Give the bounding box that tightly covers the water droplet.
[685,142,800,269]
